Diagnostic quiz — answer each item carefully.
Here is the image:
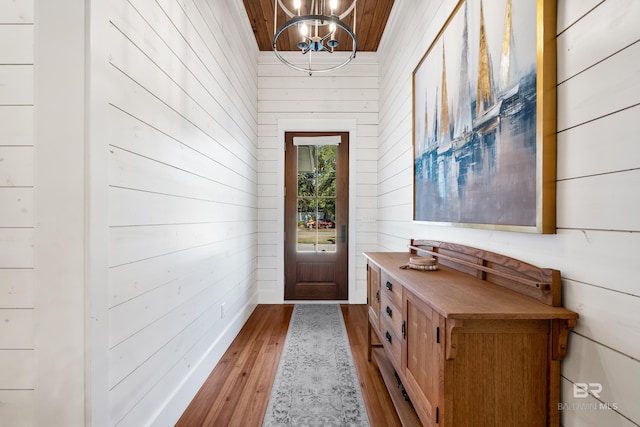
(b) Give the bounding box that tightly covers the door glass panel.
[297,144,337,253]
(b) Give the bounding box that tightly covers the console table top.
[364,251,578,321]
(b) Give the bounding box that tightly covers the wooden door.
[284,132,349,300]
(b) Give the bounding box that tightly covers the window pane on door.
[297,144,337,253]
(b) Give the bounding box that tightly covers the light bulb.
[294,0,301,9]
[329,23,336,33]
[300,23,308,36]
[330,0,338,10]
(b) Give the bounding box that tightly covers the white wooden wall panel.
[560,378,636,427]
[0,4,34,427]
[0,229,32,268]
[109,187,254,226]
[109,266,257,392]
[0,270,32,309]
[107,46,256,171]
[260,75,379,89]
[106,107,255,197]
[0,188,33,227]
[377,1,640,424]
[377,0,438,106]
[157,0,258,123]
[259,99,377,114]
[563,334,640,423]
[0,26,33,64]
[259,62,378,78]
[0,309,32,348]
[378,112,410,148]
[378,145,411,183]
[109,222,245,271]
[0,106,33,146]
[0,350,33,389]
[256,53,378,304]
[108,250,250,349]
[190,0,258,116]
[556,0,602,33]
[108,239,251,307]
[257,168,277,187]
[557,41,640,131]
[529,230,634,296]
[259,111,378,126]
[0,2,33,22]
[259,87,379,101]
[29,0,87,424]
[108,147,254,207]
[0,66,32,104]
[557,170,640,231]
[557,105,640,180]
[109,296,226,421]
[100,0,259,424]
[111,299,209,422]
[114,284,257,427]
[563,279,640,361]
[107,109,256,198]
[557,0,640,83]
[357,159,377,175]
[111,0,258,121]
[0,147,33,186]
[0,390,33,427]
[358,150,377,165]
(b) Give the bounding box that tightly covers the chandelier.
[273,0,358,75]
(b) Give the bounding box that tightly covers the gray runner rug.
[262,304,370,427]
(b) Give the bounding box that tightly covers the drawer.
[381,271,402,309]
[380,321,402,368]
[380,291,403,339]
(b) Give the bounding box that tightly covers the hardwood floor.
[176,304,402,427]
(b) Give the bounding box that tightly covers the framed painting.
[413,0,556,233]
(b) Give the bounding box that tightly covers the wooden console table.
[365,240,578,426]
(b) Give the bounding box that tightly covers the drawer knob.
[385,331,392,343]
[386,281,393,291]
[386,306,393,317]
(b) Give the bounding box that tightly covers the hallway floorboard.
[176,304,402,426]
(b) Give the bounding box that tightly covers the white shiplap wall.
[0,1,34,426]
[257,51,379,304]
[377,0,640,426]
[92,0,259,425]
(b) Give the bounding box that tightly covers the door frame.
[273,118,357,303]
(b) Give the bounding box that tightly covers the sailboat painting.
[413,0,557,233]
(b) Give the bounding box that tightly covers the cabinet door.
[403,290,443,426]
[367,262,381,327]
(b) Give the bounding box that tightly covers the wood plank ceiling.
[242,0,395,52]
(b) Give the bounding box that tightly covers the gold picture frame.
[412,0,556,233]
